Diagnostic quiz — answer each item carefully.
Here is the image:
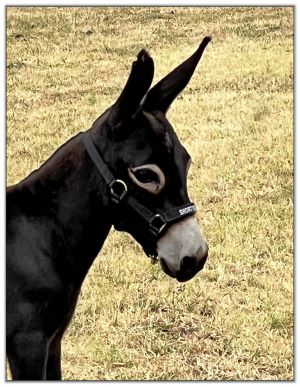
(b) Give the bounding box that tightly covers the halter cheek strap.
[83,131,197,240]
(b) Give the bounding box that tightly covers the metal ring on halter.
[150,255,159,265]
[149,213,167,236]
[109,179,128,203]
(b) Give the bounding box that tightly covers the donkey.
[6,36,211,380]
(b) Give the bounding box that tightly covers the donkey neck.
[11,131,112,282]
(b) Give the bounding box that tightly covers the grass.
[6,6,293,380]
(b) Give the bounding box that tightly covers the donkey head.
[91,37,211,282]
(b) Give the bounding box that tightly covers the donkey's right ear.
[142,37,211,114]
[109,49,154,125]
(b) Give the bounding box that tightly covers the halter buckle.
[110,179,127,203]
[149,213,167,236]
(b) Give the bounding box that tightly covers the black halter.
[83,131,197,250]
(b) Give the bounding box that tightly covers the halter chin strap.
[83,131,197,243]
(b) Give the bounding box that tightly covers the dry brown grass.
[6,6,293,380]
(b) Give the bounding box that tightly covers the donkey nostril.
[181,256,197,271]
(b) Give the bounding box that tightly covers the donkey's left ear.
[142,36,212,114]
[109,49,154,124]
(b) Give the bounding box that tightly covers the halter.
[83,131,197,260]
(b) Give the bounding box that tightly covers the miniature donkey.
[6,36,211,380]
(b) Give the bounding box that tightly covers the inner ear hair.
[142,111,158,127]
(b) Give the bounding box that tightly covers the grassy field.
[6,6,293,380]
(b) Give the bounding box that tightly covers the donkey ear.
[142,37,212,113]
[109,49,154,124]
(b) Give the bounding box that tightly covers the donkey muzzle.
[157,216,208,282]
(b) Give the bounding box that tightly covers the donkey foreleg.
[46,337,62,380]
[7,331,48,380]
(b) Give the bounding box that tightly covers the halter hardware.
[109,179,128,204]
[149,214,167,236]
[83,131,197,252]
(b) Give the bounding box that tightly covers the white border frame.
[1,1,297,385]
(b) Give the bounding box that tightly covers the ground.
[6,6,293,380]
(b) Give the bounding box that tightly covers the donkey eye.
[132,169,159,184]
[128,164,165,195]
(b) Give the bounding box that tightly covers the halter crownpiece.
[83,131,197,243]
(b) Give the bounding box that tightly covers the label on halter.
[179,205,196,216]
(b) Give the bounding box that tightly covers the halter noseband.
[83,131,197,258]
